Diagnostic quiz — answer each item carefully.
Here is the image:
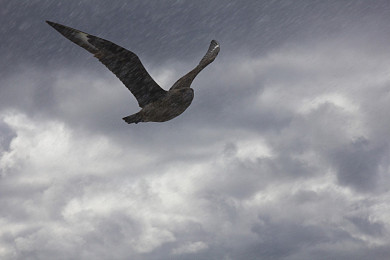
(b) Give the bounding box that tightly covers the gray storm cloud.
[1,1,390,260]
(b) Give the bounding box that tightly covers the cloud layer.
[2,1,390,259]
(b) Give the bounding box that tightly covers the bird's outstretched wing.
[199,40,220,67]
[46,21,166,108]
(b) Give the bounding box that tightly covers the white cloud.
[172,241,208,255]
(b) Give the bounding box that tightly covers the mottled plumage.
[46,21,220,124]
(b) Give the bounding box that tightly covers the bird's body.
[127,87,194,123]
[46,21,220,124]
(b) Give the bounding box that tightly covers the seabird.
[46,21,220,124]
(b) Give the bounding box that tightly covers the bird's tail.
[123,113,143,124]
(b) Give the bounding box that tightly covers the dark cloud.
[249,222,340,259]
[347,216,385,237]
[330,137,388,192]
[0,119,16,153]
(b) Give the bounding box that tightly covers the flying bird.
[46,21,220,124]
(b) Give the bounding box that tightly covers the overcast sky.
[2,1,390,259]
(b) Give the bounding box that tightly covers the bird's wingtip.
[211,40,219,46]
[209,40,220,53]
[46,21,58,28]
